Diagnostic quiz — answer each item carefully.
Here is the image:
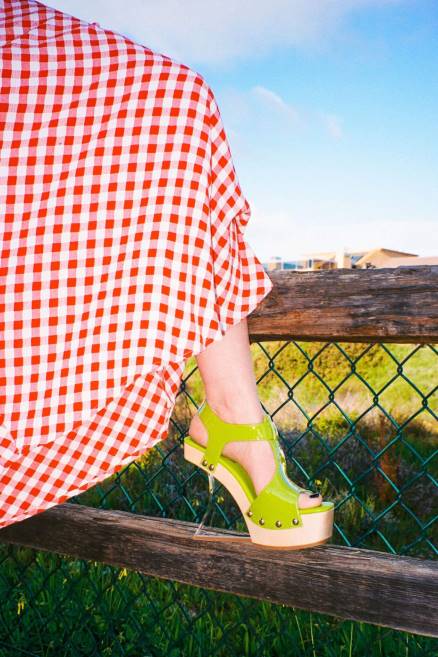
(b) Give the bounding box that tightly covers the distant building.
[263,247,438,271]
[353,248,438,269]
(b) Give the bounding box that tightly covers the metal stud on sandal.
[183,399,334,549]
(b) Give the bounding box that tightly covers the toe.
[298,491,322,509]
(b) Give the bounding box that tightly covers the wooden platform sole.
[184,440,334,549]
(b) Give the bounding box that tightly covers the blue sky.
[47,1,438,261]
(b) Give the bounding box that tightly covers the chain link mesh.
[0,339,436,656]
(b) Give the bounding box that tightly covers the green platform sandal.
[184,399,334,549]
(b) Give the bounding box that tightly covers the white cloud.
[318,112,344,139]
[223,85,343,140]
[251,86,301,123]
[45,0,400,67]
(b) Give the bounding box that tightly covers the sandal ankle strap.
[198,399,276,471]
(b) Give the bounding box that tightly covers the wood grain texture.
[247,266,438,343]
[1,504,437,637]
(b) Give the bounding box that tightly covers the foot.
[188,402,322,509]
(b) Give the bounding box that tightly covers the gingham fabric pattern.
[0,0,274,529]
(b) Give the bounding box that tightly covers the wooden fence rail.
[1,266,437,638]
[1,505,437,637]
[248,265,438,343]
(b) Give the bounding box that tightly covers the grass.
[0,546,435,657]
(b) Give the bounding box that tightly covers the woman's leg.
[189,317,322,508]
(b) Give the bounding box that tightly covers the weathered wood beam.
[247,266,438,343]
[1,504,436,637]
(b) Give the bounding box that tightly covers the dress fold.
[0,0,273,528]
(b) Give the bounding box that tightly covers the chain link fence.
[0,339,436,656]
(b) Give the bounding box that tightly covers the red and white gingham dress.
[0,0,273,529]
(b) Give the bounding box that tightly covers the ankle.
[205,396,265,425]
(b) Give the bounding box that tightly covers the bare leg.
[188,317,322,508]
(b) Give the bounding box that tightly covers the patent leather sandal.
[184,399,334,549]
